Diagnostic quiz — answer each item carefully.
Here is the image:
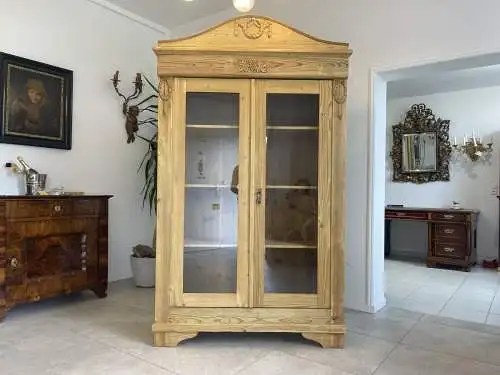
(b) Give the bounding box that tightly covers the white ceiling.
[387,64,500,99]
[105,0,233,29]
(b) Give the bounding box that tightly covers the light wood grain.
[155,15,351,55]
[154,15,350,348]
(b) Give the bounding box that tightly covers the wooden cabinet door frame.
[250,79,333,309]
[165,78,252,308]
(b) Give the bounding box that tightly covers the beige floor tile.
[238,351,354,375]
[374,344,500,375]
[124,332,282,375]
[402,320,500,366]
[486,314,500,327]
[281,332,396,375]
[420,314,500,336]
[345,307,420,342]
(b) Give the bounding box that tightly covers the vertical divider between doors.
[250,80,266,307]
[236,79,251,307]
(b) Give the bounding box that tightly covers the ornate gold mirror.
[391,104,452,183]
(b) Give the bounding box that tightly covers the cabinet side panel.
[0,202,6,317]
[170,78,187,307]
[318,81,333,308]
[156,78,176,320]
[332,79,347,320]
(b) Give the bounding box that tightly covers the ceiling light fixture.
[233,0,255,13]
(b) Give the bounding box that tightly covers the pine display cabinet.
[153,15,351,348]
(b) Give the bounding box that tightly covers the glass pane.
[264,93,319,294]
[183,92,239,293]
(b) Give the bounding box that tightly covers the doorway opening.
[369,51,500,324]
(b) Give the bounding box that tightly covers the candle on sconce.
[454,136,457,145]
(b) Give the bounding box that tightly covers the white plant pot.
[130,255,156,288]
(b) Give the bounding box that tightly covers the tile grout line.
[231,349,275,375]
[436,274,468,315]
[486,281,500,320]
[64,316,182,375]
[370,341,399,375]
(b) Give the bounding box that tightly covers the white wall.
[0,0,168,281]
[170,0,500,311]
[386,87,500,261]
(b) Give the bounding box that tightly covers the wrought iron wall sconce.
[452,132,494,162]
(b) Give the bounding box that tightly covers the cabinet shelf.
[183,239,317,249]
[266,240,317,249]
[184,239,236,248]
[266,185,317,190]
[185,184,232,189]
[187,124,238,129]
[267,126,318,131]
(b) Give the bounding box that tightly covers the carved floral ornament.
[158,79,173,113]
[234,17,273,39]
[333,79,347,120]
[237,58,269,73]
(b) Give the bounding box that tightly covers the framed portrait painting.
[0,52,73,150]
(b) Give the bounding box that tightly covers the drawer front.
[430,212,467,222]
[73,199,100,216]
[386,210,427,220]
[7,200,72,219]
[434,242,466,259]
[435,224,467,241]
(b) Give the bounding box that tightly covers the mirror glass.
[402,132,437,172]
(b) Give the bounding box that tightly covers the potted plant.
[111,71,158,287]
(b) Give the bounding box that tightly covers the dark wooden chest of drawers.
[0,195,112,321]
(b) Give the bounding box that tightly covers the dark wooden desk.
[385,207,479,272]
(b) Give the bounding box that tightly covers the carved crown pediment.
[154,15,351,56]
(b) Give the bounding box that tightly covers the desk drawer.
[434,241,466,259]
[6,200,72,219]
[435,223,466,241]
[73,199,100,216]
[386,211,427,220]
[430,212,466,222]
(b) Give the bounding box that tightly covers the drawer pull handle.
[443,214,454,219]
[443,247,455,253]
[444,229,454,234]
[396,212,406,216]
[54,205,62,212]
[10,257,19,269]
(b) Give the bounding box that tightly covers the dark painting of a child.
[0,53,72,149]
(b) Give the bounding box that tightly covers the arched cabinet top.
[154,15,352,79]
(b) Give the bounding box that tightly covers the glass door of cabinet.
[172,78,251,308]
[252,80,332,308]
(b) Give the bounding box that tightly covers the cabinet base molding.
[154,331,199,347]
[153,307,345,347]
[302,332,345,348]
